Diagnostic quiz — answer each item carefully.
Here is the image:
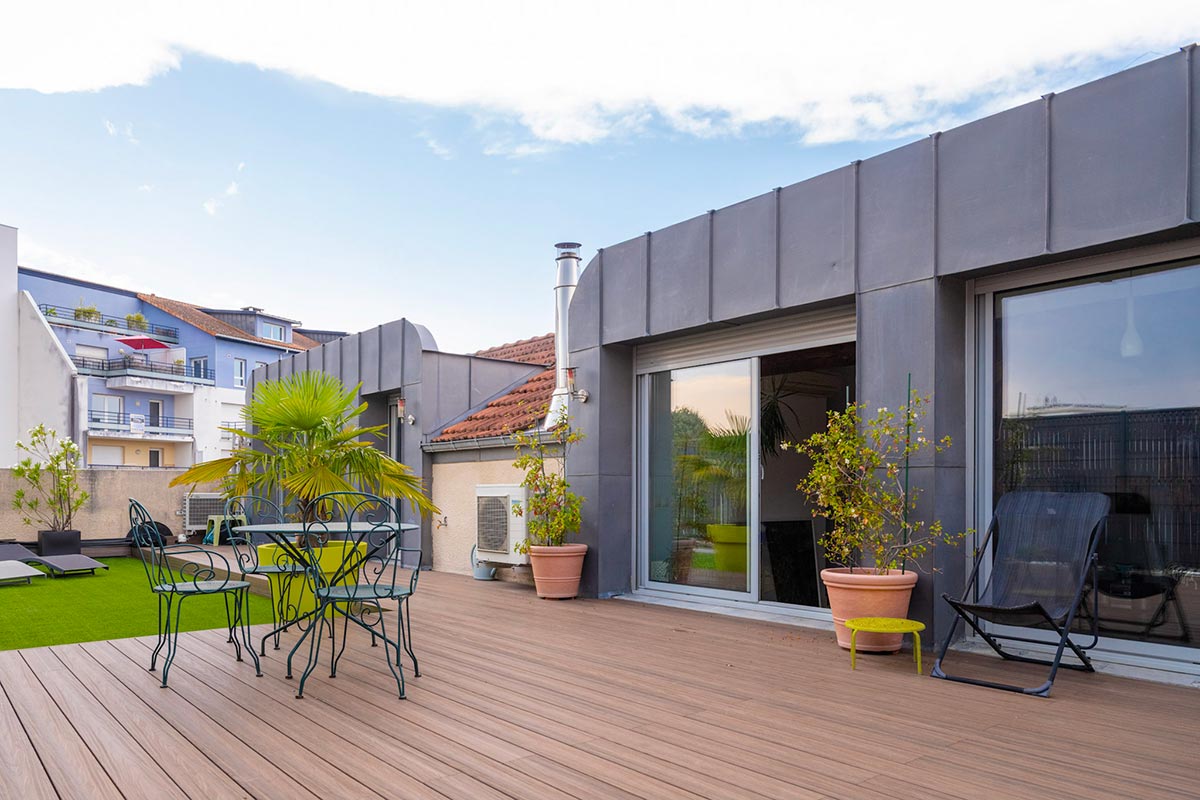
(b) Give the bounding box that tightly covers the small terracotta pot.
[820,567,919,652]
[528,544,588,599]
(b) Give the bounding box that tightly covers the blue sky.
[0,4,1194,353]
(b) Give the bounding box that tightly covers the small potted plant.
[125,312,149,332]
[512,406,586,599]
[792,391,966,651]
[74,301,100,322]
[11,424,90,554]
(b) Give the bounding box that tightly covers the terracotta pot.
[820,567,919,652]
[706,524,748,573]
[528,544,588,599]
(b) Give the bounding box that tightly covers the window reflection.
[995,261,1199,648]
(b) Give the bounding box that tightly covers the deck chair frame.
[932,499,1107,698]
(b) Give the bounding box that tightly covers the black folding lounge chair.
[0,543,109,577]
[932,491,1111,697]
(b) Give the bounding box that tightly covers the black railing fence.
[39,303,179,341]
[71,355,215,382]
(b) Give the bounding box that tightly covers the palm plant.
[170,372,437,521]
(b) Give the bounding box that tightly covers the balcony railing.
[39,303,180,343]
[87,410,194,434]
[71,355,215,383]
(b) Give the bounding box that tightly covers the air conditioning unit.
[475,485,528,565]
[183,492,225,534]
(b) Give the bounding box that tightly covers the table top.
[234,522,417,534]
[844,617,926,633]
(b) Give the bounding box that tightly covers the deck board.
[1,569,1198,799]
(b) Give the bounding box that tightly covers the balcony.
[86,410,194,439]
[72,355,215,389]
[39,303,180,343]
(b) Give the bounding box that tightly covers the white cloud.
[236,161,245,172]
[18,236,136,287]
[123,122,139,145]
[103,118,138,143]
[482,140,552,159]
[137,183,153,192]
[202,198,219,216]
[8,3,1198,145]
[103,119,117,136]
[420,134,453,160]
[225,180,238,195]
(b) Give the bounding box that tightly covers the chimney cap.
[554,242,582,258]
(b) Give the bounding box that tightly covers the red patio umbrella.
[113,335,170,350]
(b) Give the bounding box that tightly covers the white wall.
[179,385,245,463]
[0,226,19,464]
[16,289,78,445]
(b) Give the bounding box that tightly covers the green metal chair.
[289,491,421,699]
[128,498,261,687]
[224,495,309,654]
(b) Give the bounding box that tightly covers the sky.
[0,2,1196,354]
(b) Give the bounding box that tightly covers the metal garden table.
[232,521,417,678]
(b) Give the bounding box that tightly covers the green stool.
[845,617,925,675]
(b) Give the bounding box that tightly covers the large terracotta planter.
[529,543,588,599]
[821,567,919,652]
[706,524,748,573]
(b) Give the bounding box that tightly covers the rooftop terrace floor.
[2,570,1198,799]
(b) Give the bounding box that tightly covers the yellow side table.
[845,617,926,675]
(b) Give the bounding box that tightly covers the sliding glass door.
[643,359,756,597]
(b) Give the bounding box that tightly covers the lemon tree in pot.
[512,407,586,599]
[792,390,966,652]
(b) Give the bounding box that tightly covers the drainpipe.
[544,242,581,429]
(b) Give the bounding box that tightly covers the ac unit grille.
[477,496,510,552]
[184,493,225,531]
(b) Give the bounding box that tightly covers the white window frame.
[233,358,246,388]
[969,238,1200,675]
[190,356,209,379]
[262,322,285,341]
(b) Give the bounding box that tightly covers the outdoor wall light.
[566,366,589,403]
[393,397,416,426]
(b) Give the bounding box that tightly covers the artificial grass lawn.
[0,557,273,651]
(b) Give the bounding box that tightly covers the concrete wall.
[429,455,561,575]
[16,290,77,443]
[0,467,192,542]
[0,226,19,465]
[566,48,1200,643]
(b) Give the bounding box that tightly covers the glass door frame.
[971,256,1200,673]
[636,356,761,602]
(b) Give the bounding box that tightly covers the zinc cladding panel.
[634,306,855,373]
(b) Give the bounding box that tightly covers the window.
[90,445,124,466]
[234,358,246,388]
[91,394,122,424]
[75,344,107,363]
[148,449,162,468]
[148,400,163,427]
[262,322,285,341]
[989,260,1200,650]
[190,357,209,379]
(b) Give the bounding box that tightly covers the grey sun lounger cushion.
[0,544,108,576]
[0,560,45,585]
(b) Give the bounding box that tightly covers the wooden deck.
[2,570,1198,800]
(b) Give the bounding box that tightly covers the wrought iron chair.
[224,495,309,654]
[288,491,421,699]
[128,498,261,688]
[932,491,1111,697]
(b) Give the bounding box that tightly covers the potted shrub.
[124,312,149,331]
[512,406,586,599]
[11,425,90,555]
[73,301,100,322]
[792,391,966,651]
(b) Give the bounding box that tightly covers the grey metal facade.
[567,47,1200,649]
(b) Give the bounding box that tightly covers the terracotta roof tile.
[474,333,555,366]
[432,368,556,442]
[138,293,316,351]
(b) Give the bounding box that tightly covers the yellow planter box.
[257,541,367,619]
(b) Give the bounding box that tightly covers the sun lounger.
[0,560,45,585]
[0,544,109,577]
